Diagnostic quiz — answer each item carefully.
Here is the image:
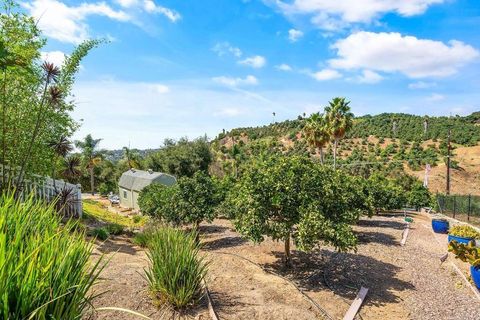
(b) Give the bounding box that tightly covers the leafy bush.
[139,172,219,228]
[0,195,103,319]
[106,223,124,235]
[91,227,110,240]
[449,225,480,239]
[406,183,432,209]
[145,226,208,308]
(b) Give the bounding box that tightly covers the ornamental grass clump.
[0,194,103,320]
[145,226,208,308]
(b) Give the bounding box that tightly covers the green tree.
[139,172,219,230]
[225,155,369,265]
[303,112,330,164]
[0,1,100,192]
[122,146,141,169]
[144,137,212,178]
[325,97,354,169]
[75,134,102,195]
[47,136,72,189]
[366,174,406,213]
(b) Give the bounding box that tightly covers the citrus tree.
[225,155,371,265]
[139,171,219,229]
[366,173,406,213]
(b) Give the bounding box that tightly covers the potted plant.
[431,218,449,234]
[448,225,480,245]
[448,241,480,290]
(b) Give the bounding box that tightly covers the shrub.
[145,226,208,308]
[448,241,480,267]
[0,195,103,319]
[133,214,143,223]
[139,172,219,228]
[91,227,110,240]
[449,225,480,239]
[106,223,124,235]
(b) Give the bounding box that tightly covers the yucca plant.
[145,226,208,308]
[0,194,104,319]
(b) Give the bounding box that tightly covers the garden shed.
[118,169,176,210]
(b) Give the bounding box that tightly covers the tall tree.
[0,1,100,193]
[122,146,141,169]
[75,134,102,195]
[303,112,330,164]
[325,97,354,169]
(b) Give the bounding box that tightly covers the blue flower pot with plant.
[448,225,480,245]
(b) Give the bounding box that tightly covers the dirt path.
[87,213,480,320]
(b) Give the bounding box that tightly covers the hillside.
[212,112,480,196]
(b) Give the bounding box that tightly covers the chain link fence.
[436,194,480,226]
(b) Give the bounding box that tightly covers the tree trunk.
[319,147,324,164]
[284,232,292,267]
[89,167,95,195]
[333,139,338,169]
[194,220,200,243]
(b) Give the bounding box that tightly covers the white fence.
[1,166,83,218]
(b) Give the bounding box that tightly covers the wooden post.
[343,287,369,320]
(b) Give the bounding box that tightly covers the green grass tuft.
[145,226,208,308]
[0,194,104,319]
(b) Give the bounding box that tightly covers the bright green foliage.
[0,194,103,319]
[449,225,480,239]
[406,183,432,209]
[144,137,212,178]
[448,241,480,267]
[0,2,100,186]
[138,172,219,227]
[145,226,208,308]
[366,174,406,213]
[91,227,110,240]
[225,155,371,263]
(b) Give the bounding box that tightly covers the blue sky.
[24,0,480,149]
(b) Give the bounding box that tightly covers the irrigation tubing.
[215,251,334,320]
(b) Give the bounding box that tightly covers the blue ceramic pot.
[448,234,475,245]
[432,219,449,234]
[470,266,480,290]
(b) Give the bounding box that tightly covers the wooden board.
[343,286,369,320]
[400,223,410,246]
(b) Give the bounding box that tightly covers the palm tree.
[122,147,141,169]
[47,136,73,189]
[75,134,102,195]
[303,112,330,164]
[325,97,354,169]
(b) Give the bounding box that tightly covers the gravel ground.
[86,212,480,320]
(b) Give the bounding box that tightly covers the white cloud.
[276,63,293,71]
[23,0,130,44]
[214,107,244,117]
[40,51,66,66]
[425,93,445,102]
[23,0,179,44]
[274,0,445,30]
[288,29,304,42]
[329,32,479,78]
[238,55,266,68]
[357,70,383,84]
[212,75,259,87]
[148,84,170,94]
[142,0,181,22]
[311,68,342,81]
[212,42,242,58]
[408,81,436,89]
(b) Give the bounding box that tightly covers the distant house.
[118,169,176,210]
